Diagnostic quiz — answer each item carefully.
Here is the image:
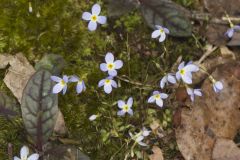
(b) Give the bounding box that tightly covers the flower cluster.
[51,75,86,95]
[129,128,151,146]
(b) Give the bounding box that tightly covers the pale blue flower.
[82,3,107,31]
[117,97,133,116]
[176,61,199,84]
[69,75,86,94]
[148,91,168,107]
[100,52,123,77]
[160,73,176,89]
[186,88,202,101]
[14,146,39,160]
[212,81,223,93]
[89,114,98,121]
[129,132,147,146]
[225,25,240,38]
[98,76,117,94]
[51,75,68,94]
[142,127,151,137]
[151,25,169,42]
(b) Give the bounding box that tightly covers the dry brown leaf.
[212,138,240,160]
[176,61,240,160]
[0,54,13,69]
[227,32,240,46]
[3,53,35,102]
[149,146,164,160]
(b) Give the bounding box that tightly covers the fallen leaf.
[220,46,236,59]
[54,111,68,136]
[227,32,240,46]
[176,61,240,160]
[149,146,164,160]
[3,53,35,102]
[0,54,13,69]
[212,138,240,160]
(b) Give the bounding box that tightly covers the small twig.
[197,45,218,64]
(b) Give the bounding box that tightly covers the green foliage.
[0,0,201,159]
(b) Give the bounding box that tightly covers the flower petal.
[108,69,117,77]
[226,28,234,38]
[127,109,133,116]
[89,115,97,121]
[88,21,97,31]
[182,73,192,84]
[160,93,168,99]
[63,75,68,83]
[138,141,148,146]
[52,84,64,94]
[114,60,123,69]
[105,52,114,63]
[100,63,108,72]
[184,64,199,72]
[98,79,105,87]
[69,76,79,82]
[111,80,118,88]
[117,110,125,116]
[14,157,21,160]
[62,85,67,95]
[167,74,176,84]
[155,25,162,30]
[97,16,107,24]
[178,62,185,70]
[118,100,125,108]
[153,91,160,95]
[176,71,181,81]
[151,30,161,38]
[82,12,92,21]
[76,83,83,94]
[127,97,133,107]
[234,25,240,30]
[163,28,170,34]
[160,76,167,89]
[194,89,202,96]
[28,153,39,160]
[136,135,144,142]
[147,96,155,103]
[20,146,29,159]
[186,88,193,96]
[51,76,61,82]
[215,81,223,90]
[156,99,163,107]
[92,4,101,15]
[159,32,166,42]
[104,84,112,94]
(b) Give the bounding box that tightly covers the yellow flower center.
[180,69,185,75]
[123,105,129,112]
[91,15,98,22]
[154,94,161,99]
[160,29,164,33]
[60,80,66,86]
[107,63,115,70]
[105,79,111,84]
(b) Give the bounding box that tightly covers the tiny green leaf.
[21,69,58,151]
[140,0,192,37]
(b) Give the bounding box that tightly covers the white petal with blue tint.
[151,30,161,38]
[98,79,105,87]
[156,99,163,107]
[105,52,114,63]
[100,63,108,71]
[62,85,67,95]
[88,21,97,31]
[28,154,40,160]
[14,157,21,160]
[184,64,199,72]
[127,109,133,115]
[117,110,125,116]
[159,33,166,42]
[194,89,202,96]
[178,62,185,70]
[111,80,118,88]
[92,4,101,15]
[163,28,170,34]
[127,97,133,107]
[148,96,155,103]
[63,75,68,83]
[160,93,168,99]
[108,69,117,76]
[20,146,29,159]
[114,60,123,69]
[53,84,64,94]
[118,100,125,108]
[160,76,167,89]
[97,16,107,24]
[167,74,176,84]
[153,91,160,95]
[82,12,92,21]
[104,84,112,94]
[51,76,62,82]
[69,76,79,82]
[182,74,192,84]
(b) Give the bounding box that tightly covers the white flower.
[186,88,202,101]
[176,61,199,84]
[129,132,147,146]
[151,25,169,42]
[98,76,117,94]
[89,115,98,121]
[212,81,223,93]
[148,91,168,107]
[100,52,123,77]
[141,127,151,137]
[160,73,176,89]
[51,75,69,95]
[14,146,39,160]
[82,4,107,31]
[117,97,133,116]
